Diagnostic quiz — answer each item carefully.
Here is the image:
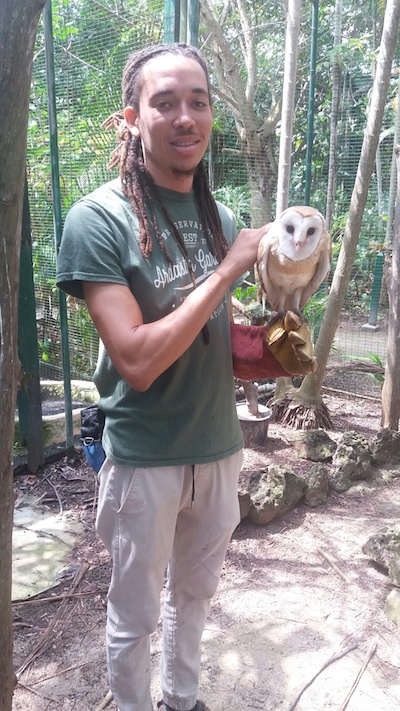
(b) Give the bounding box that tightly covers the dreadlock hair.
[103,43,229,265]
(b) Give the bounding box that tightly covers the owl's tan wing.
[299,231,332,309]
[257,232,283,311]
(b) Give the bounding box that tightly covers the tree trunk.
[275,0,302,216]
[276,0,400,428]
[271,0,302,404]
[382,73,400,307]
[385,75,400,246]
[245,131,277,227]
[381,146,400,429]
[200,0,281,226]
[0,1,45,708]
[325,0,342,231]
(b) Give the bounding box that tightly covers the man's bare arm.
[83,226,266,391]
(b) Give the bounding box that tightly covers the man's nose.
[173,103,195,128]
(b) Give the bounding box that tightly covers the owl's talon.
[267,311,285,328]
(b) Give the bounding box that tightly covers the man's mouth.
[171,136,199,147]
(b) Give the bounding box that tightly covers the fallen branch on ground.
[321,386,380,402]
[318,548,351,584]
[17,681,59,703]
[30,659,95,685]
[286,643,358,711]
[17,564,89,678]
[95,689,113,711]
[12,587,106,606]
[46,477,63,515]
[338,638,378,711]
[325,360,384,375]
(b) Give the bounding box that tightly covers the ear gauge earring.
[131,119,141,137]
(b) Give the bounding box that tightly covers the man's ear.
[124,107,140,137]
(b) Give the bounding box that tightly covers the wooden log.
[237,403,271,447]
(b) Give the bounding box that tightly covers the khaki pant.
[96,452,243,711]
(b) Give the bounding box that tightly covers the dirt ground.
[11,376,400,711]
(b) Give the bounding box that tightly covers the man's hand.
[220,224,271,284]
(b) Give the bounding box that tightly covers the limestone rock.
[385,589,400,625]
[331,430,373,492]
[303,464,330,507]
[370,428,400,467]
[238,489,252,520]
[247,465,306,525]
[284,429,336,462]
[362,524,400,586]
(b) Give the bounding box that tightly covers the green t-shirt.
[57,179,243,466]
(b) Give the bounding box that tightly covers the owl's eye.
[307,227,315,236]
[286,224,295,234]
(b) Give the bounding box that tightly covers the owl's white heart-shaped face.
[278,209,324,261]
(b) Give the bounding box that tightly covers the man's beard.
[172,165,197,180]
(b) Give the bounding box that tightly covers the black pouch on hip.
[80,404,105,473]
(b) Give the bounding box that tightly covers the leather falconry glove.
[266,311,317,376]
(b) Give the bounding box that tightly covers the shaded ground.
[11,376,400,711]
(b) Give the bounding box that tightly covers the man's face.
[124,53,213,192]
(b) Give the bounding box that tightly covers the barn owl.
[257,206,332,314]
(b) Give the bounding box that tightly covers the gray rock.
[238,488,252,519]
[247,465,306,525]
[362,524,400,586]
[380,468,400,484]
[303,464,330,507]
[331,430,373,492]
[370,428,400,467]
[284,429,336,462]
[385,589,400,625]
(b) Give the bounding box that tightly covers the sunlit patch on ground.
[12,494,83,601]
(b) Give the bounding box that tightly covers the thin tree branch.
[286,643,358,711]
[338,638,378,711]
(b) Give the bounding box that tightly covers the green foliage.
[303,288,329,334]
[366,352,385,387]
[241,300,267,324]
[213,184,251,229]
[28,0,164,379]
[234,284,258,304]
[66,297,99,376]
[233,283,268,325]
[32,233,60,369]
[31,217,98,377]
[38,335,53,363]
[345,352,385,390]
[339,238,383,315]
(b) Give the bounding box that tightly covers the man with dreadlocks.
[57,42,291,711]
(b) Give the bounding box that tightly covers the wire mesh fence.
[26,0,392,398]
